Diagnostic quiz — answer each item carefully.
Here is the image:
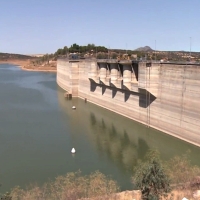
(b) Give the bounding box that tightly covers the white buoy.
[71,148,76,153]
[72,106,76,109]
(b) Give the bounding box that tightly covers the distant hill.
[0,53,34,60]
[134,46,154,51]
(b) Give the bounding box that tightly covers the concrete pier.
[88,60,99,83]
[98,60,110,85]
[107,59,122,88]
[120,60,132,90]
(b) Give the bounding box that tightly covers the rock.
[193,190,200,199]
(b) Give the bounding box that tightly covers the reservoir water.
[0,63,200,193]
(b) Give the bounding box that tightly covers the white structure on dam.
[57,58,200,147]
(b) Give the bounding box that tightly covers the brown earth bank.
[0,59,57,72]
[84,189,199,200]
[126,189,198,200]
[8,189,200,200]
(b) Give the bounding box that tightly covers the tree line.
[55,43,108,56]
[37,43,200,63]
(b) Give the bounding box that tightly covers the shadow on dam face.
[112,88,117,98]
[102,85,106,95]
[89,80,156,108]
[132,62,139,81]
[89,79,98,92]
[138,89,156,108]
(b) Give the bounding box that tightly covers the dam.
[57,58,200,147]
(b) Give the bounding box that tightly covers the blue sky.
[0,0,199,54]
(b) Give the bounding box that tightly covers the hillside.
[134,46,154,51]
[0,53,56,72]
[0,53,34,60]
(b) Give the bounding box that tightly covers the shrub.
[166,151,200,190]
[9,170,119,200]
[132,150,171,200]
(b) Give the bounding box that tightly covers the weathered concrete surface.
[57,59,200,147]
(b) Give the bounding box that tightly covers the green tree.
[111,53,118,59]
[63,46,68,55]
[97,53,107,59]
[69,43,80,53]
[132,150,171,200]
[56,48,64,55]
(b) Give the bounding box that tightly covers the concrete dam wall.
[57,59,200,147]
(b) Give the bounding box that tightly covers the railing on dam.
[57,57,200,66]
[57,57,139,65]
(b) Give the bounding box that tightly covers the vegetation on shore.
[133,150,171,199]
[1,43,200,72]
[1,150,200,200]
[2,171,119,200]
[51,43,200,62]
[51,43,148,60]
[1,42,200,73]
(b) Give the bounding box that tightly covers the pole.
[155,40,156,62]
[108,46,110,59]
[190,37,191,62]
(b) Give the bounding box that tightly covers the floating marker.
[71,148,76,153]
[72,106,76,109]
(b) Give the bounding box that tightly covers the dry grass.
[9,171,120,200]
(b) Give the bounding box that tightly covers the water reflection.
[57,87,200,171]
[89,113,141,171]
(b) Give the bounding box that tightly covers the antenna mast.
[155,40,157,61]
